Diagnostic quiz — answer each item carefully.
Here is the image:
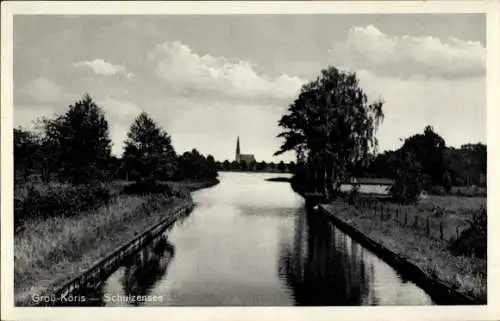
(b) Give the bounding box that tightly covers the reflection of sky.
[151,172,303,306]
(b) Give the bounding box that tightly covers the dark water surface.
[97,172,434,306]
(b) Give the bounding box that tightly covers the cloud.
[147,41,305,103]
[73,59,135,79]
[332,25,485,79]
[19,77,63,103]
[355,69,485,151]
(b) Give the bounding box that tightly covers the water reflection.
[279,210,370,305]
[120,236,175,305]
[96,172,434,306]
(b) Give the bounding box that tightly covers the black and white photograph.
[1,1,499,320]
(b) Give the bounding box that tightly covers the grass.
[364,195,486,241]
[14,178,219,305]
[430,185,487,197]
[324,197,487,302]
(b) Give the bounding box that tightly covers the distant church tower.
[235,136,241,162]
[235,136,256,163]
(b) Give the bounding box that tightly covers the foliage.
[390,151,426,204]
[275,66,384,199]
[347,183,361,205]
[122,112,178,186]
[363,138,486,190]
[15,183,112,229]
[399,126,449,191]
[218,159,293,173]
[448,207,487,259]
[445,143,486,187]
[174,149,218,181]
[14,128,43,183]
[39,94,112,184]
[277,161,286,172]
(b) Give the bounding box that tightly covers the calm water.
[93,172,434,306]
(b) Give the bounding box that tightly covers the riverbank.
[321,199,486,304]
[14,178,219,306]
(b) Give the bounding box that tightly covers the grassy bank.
[323,196,486,302]
[14,178,219,305]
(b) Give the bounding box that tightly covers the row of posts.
[351,199,462,241]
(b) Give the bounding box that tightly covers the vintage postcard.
[1,1,499,321]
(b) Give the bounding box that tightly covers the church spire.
[236,136,241,161]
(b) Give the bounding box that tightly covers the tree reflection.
[279,210,371,305]
[120,236,175,305]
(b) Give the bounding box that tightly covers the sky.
[13,14,486,162]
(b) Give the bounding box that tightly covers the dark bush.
[123,178,174,196]
[347,184,361,205]
[448,207,487,258]
[168,184,190,199]
[390,152,426,204]
[433,206,445,218]
[428,185,446,196]
[14,183,112,230]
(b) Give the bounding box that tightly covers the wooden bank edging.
[21,200,195,307]
[317,204,483,305]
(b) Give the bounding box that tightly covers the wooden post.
[404,211,408,225]
[440,221,444,240]
[396,209,399,224]
[456,226,460,239]
[414,216,419,228]
[426,217,430,236]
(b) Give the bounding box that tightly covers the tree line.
[215,160,295,173]
[14,94,218,188]
[275,66,486,203]
[365,134,486,188]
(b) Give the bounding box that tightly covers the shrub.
[123,180,173,195]
[390,151,426,204]
[168,184,190,199]
[448,207,487,258]
[433,206,445,218]
[347,183,361,205]
[428,185,446,195]
[14,183,112,230]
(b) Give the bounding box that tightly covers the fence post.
[456,226,460,240]
[404,211,408,225]
[440,221,444,240]
[426,217,430,236]
[396,209,399,224]
[414,216,419,228]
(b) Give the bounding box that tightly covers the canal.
[91,172,434,306]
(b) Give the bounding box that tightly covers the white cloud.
[73,59,135,79]
[355,69,486,151]
[147,41,305,103]
[332,25,485,78]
